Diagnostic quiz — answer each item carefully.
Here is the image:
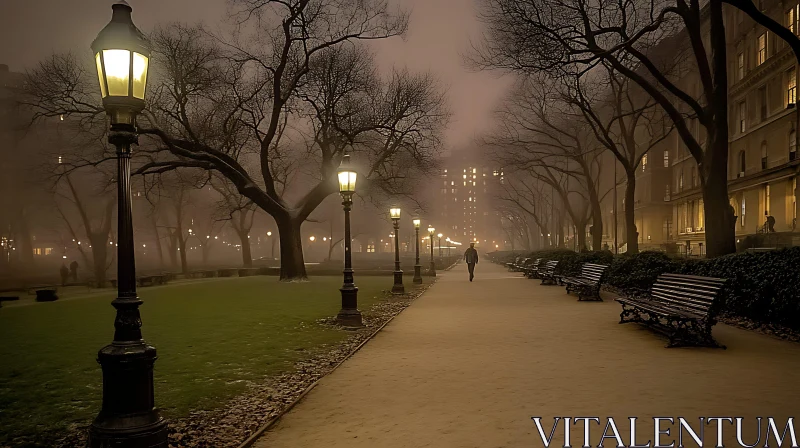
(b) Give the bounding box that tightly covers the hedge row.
[492,247,800,329]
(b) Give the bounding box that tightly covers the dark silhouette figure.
[464,243,478,282]
[69,260,79,282]
[766,215,776,233]
[60,264,69,286]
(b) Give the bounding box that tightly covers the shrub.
[605,251,680,298]
[601,247,800,329]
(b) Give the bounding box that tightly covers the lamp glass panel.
[338,171,357,193]
[390,207,401,219]
[95,53,108,98]
[103,49,131,96]
[412,219,421,227]
[132,52,148,100]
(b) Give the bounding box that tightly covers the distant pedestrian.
[69,260,79,282]
[464,243,478,282]
[59,264,69,286]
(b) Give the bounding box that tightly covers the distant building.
[432,152,505,251]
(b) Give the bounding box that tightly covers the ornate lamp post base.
[89,342,168,448]
[337,285,363,328]
[392,270,405,294]
[413,264,423,284]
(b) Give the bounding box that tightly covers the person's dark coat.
[464,247,478,264]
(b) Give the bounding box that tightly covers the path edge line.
[236,275,444,448]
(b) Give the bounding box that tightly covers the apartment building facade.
[434,153,505,249]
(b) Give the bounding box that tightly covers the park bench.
[505,256,521,271]
[561,263,609,301]
[137,275,167,287]
[616,273,727,348]
[522,258,543,279]
[539,260,559,285]
[511,257,529,272]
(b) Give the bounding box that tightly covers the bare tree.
[54,174,115,286]
[212,177,257,268]
[23,2,450,279]
[473,0,736,256]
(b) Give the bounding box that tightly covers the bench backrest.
[651,273,726,318]
[542,260,558,274]
[530,258,541,268]
[580,263,609,283]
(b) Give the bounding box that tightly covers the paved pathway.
[254,260,800,447]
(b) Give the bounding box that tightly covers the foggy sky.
[0,0,512,152]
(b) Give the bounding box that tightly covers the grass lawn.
[0,275,417,446]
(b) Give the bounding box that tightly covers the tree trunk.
[576,219,588,251]
[276,215,307,280]
[703,0,737,258]
[624,171,639,254]
[152,218,164,269]
[237,229,253,268]
[178,237,188,274]
[89,233,109,287]
[586,182,603,251]
[168,230,178,269]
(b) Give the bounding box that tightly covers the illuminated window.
[739,101,746,133]
[367,244,375,253]
[641,154,648,172]
[757,33,766,65]
[765,184,771,215]
[737,52,745,80]
[665,184,671,201]
[33,248,42,255]
[663,150,669,167]
[788,6,799,34]
[741,197,746,227]
[788,68,796,106]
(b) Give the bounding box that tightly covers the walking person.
[464,243,478,282]
[69,260,79,282]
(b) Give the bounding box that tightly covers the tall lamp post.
[437,233,443,257]
[412,218,422,284]
[390,207,404,294]
[89,2,168,447]
[427,226,436,277]
[336,155,362,327]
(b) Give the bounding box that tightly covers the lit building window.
[788,68,796,106]
[663,150,669,167]
[642,154,648,172]
[757,33,766,65]
[741,197,746,227]
[739,101,746,133]
[789,5,799,34]
[738,52,745,80]
[367,244,375,253]
[764,184,771,216]
[57,155,62,164]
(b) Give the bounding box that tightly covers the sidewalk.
[253,261,800,447]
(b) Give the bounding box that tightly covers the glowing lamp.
[337,154,357,195]
[91,1,151,123]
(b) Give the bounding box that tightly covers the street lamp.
[389,207,404,294]
[89,2,167,447]
[336,155,362,327]
[437,233,443,258]
[412,218,422,284]
[427,226,436,277]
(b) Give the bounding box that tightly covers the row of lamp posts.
[86,3,446,446]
